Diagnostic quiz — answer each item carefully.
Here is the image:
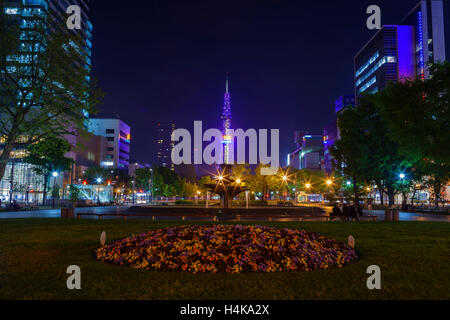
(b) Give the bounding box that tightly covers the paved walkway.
[0,206,130,219]
[0,206,448,222]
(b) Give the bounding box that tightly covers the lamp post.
[399,173,406,208]
[132,180,135,204]
[305,183,311,203]
[52,171,58,208]
[324,179,332,204]
[96,177,102,204]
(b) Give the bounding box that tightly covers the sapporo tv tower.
[221,73,233,164]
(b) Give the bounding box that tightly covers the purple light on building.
[397,25,416,81]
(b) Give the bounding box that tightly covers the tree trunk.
[387,186,395,207]
[42,174,49,206]
[352,175,359,204]
[261,176,267,203]
[0,140,15,183]
[410,188,417,206]
[379,188,384,206]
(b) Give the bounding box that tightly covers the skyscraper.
[402,0,446,80]
[221,73,233,164]
[1,0,93,202]
[156,123,175,170]
[3,0,93,82]
[354,0,445,98]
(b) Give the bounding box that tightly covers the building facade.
[288,132,323,171]
[354,25,416,96]
[87,119,131,171]
[156,122,175,170]
[1,0,93,203]
[354,0,445,98]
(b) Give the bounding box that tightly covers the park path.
[0,206,448,222]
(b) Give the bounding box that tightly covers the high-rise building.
[354,0,445,98]
[3,0,93,82]
[156,123,175,170]
[354,25,416,96]
[402,0,446,80]
[1,0,93,202]
[87,119,131,170]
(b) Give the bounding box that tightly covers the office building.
[1,0,93,203]
[156,123,175,170]
[288,132,323,171]
[354,25,416,96]
[87,119,131,170]
[354,0,445,98]
[402,0,446,80]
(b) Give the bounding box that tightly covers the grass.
[1,218,449,300]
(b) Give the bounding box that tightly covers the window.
[5,8,19,15]
[106,129,115,134]
[107,137,114,142]
[355,51,380,78]
[107,147,114,152]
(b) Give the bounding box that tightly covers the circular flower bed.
[95,225,358,273]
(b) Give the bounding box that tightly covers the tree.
[246,164,278,201]
[24,136,72,205]
[0,3,103,182]
[134,167,152,190]
[377,62,450,206]
[331,94,411,206]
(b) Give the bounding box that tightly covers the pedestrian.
[356,203,363,218]
[331,203,341,220]
[342,203,351,221]
[350,203,358,221]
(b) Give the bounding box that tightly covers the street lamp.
[52,171,58,208]
[236,178,241,184]
[399,173,406,208]
[96,177,102,204]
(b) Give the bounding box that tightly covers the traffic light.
[82,180,87,185]
[107,180,111,186]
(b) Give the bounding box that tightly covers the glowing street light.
[236,178,241,184]
[218,175,223,181]
[346,181,351,186]
[399,173,405,179]
[305,183,311,189]
[96,177,102,204]
[282,176,287,181]
[326,179,332,186]
[52,172,58,208]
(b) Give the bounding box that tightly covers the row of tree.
[331,63,450,207]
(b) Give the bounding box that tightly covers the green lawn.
[1,219,449,300]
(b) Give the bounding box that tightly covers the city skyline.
[90,0,450,165]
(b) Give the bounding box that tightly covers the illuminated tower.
[221,73,233,164]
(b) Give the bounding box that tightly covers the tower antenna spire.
[226,72,230,93]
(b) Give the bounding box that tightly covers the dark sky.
[90,0,450,166]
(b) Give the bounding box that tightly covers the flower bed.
[95,225,358,273]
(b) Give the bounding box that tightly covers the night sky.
[90,0,450,166]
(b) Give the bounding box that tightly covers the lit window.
[387,56,396,63]
[5,8,19,14]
